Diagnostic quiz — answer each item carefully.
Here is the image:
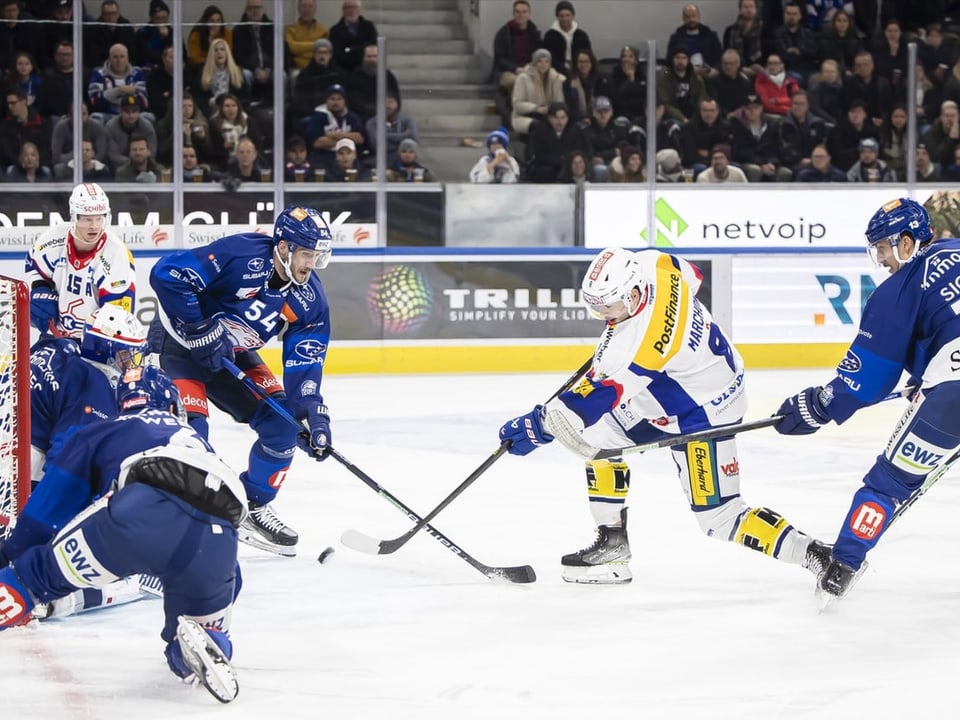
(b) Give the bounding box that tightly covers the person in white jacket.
[511,48,565,134]
[469,128,520,183]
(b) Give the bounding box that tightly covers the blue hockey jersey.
[149,233,332,416]
[823,237,960,423]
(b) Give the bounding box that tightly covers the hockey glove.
[774,386,831,435]
[182,318,235,372]
[298,404,331,461]
[29,283,59,333]
[499,405,554,456]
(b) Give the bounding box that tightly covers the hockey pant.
[832,381,960,570]
[0,483,237,647]
[155,325,297,506]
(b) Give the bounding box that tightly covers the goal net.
[0,275,29,540]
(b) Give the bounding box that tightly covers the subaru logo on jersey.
[247,258,265,272]
[294,339,326,360]
[838,350,862,373]
[299,284,316,302]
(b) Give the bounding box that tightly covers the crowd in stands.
[483,0,960,184]
[0,0,433,185]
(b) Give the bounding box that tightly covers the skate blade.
[176,617,239,704]
[562,563,632,585]
[815,561,869,613]
[238,530,297,557]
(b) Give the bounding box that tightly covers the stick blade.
[484,564,537,584]
[339,529,383,555]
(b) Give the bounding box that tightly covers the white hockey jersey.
[24,223,136,338]
[548,250,747,445]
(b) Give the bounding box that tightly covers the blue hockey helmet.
[864,198,933,267]
[80,305,148,374]
[116,365,183,417]
[272,205,333,285]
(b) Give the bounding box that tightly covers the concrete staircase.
[365,0,499,182]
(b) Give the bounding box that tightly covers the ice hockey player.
[774,197,960,601]
[149,205,333,557]
[499,246,831,584]
[24,182,136,338]
[0,365,242,703]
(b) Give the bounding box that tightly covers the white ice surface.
[4,369,959,719]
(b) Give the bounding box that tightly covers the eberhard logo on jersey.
[688,442,719,506]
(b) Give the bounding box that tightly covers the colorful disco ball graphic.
[366,264,434,334]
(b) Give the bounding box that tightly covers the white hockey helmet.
[581,247,645,320]
[69,182,111,229]
[80,305,148,374]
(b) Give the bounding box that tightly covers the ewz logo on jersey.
[894,438,944,472]
[53,531,115,585]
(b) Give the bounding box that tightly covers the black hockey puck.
[317,546,335,564]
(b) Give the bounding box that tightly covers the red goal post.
[0,275,30,539]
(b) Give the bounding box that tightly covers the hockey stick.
[221,359,536,583]
[341,355,596,556]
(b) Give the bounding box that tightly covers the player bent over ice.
[500,247,830,585]
[774,198,960,601]
[149,205,334,557]
[0,366,242,703]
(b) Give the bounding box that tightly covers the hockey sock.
[586,459,630,526]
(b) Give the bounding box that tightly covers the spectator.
[730,93,792,181]
[208,93,263,170]
[134,0,173,71]
[914,62,941,136]
[365,91,417,166]
[583,96,619,179]
[51,101,108,175]
[696,143,748,182]
[606,45,647,125]
[722,0,766,78]
[0,0,44,74]
[827,98,877,169]
[919,22,953,83]
[6,51,41,108]
[88,43,148,121]
[845,136,896,181]
[945,145,960,182]
[0,87,51,168]
[564,48,601,122]
[114,134,165,182]
[328,0,377,73]
[795,142,847,180]
[232,0,275,106]
[803,0,855,33]
[657,48,707,123]
[182,144,213,182]
[189,37,249,115]
[83,1,137,72]
[916,143,941,182]
[772,1,818,83]
[188,5,233,68]
[302,82,365,170]
[223,135,269,183]
[5,140,51,182]
[779,89,828,172]
[878,103,907,177]
[843,51,892,126]
[283,135,313,181]
[284,0,327,73]
[666,3,723,78]
[921,100,960,168]
[943,59,960,107]
[347,43,401,122]
[61,138,113,181]
[104,94,157,169]
[291,39,342,117]
[512,48,565,135]
[558,148,593,183]
[44,0,75,68]
[491,0,542,119]
[526,101,589,183]
[35,39,73,119]
[817,9,861,74]
[755,53,800,115]
[386,138,434,182]
[608,144,645,182]
[680,97,730,171]
[871,19,907,92]
[655,147,684,181]
[809,58,844,124]
[156,93,212,166]
[469,127,520,183]
[710,48,753,116]
[542,1,592,77]
[327,137,370,182]
[146,45,175,123]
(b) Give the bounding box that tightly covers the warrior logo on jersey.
[838,350,862,373]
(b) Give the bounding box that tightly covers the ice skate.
[561,508,632,585]
[175,616,238,703]
[238,501,298,557]
[801,539,833,582]
[816,558,869,609]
